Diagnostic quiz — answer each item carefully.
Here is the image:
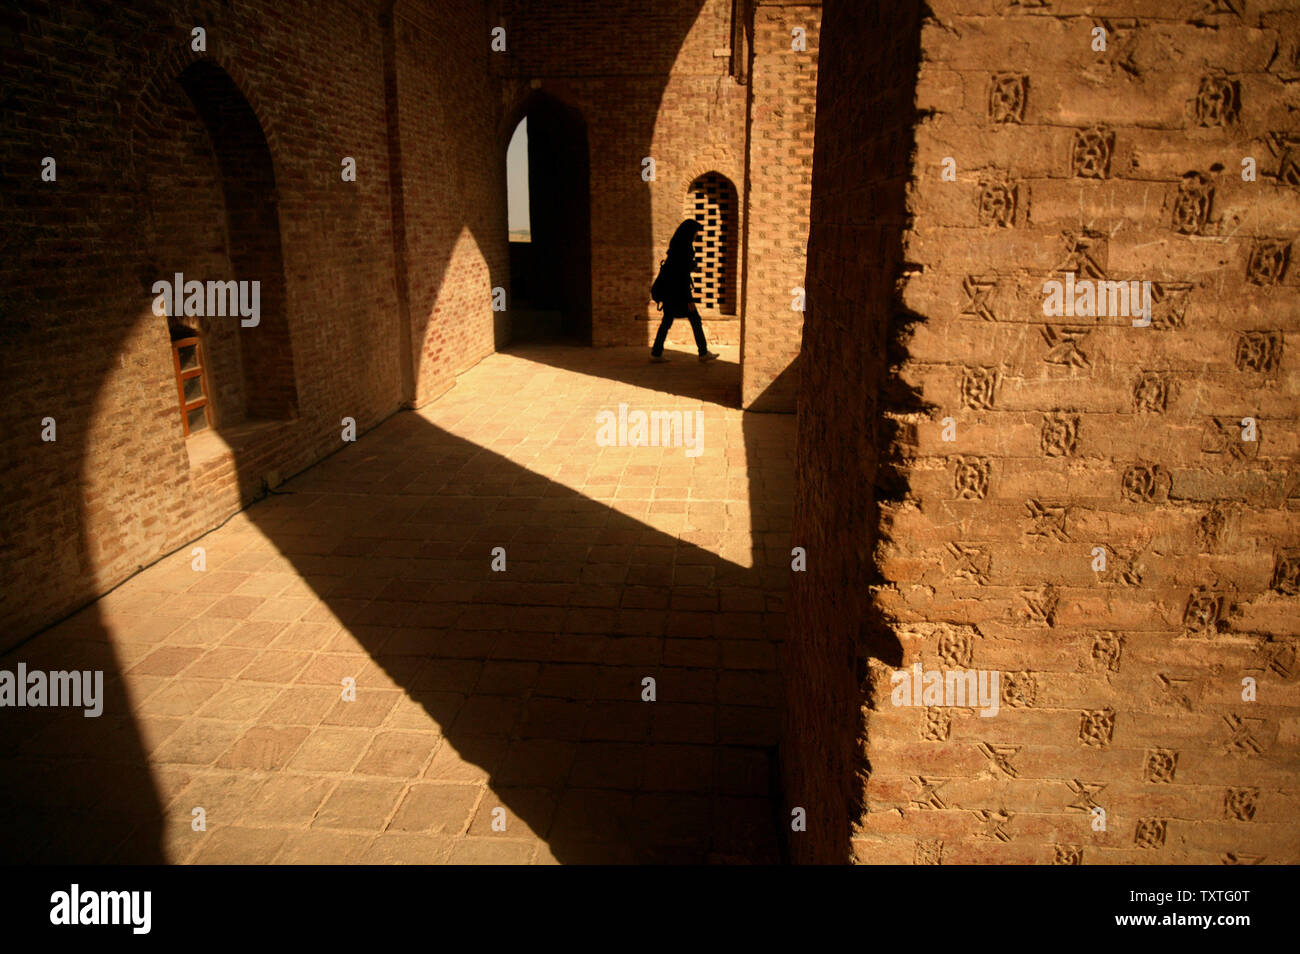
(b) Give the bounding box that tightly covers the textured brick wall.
[791,0,1300,864]
[785,0,923,865]
[0,0,502,647]
[392,0,505,407]
[740,1,819,411]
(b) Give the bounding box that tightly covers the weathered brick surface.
[791,0,1300,864]
[740,3,818,411]
[0,0,499,646]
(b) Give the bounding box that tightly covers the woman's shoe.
[650,353,669,362]
[698,351,719,363]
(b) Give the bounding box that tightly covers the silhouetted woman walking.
[650,219,719,363]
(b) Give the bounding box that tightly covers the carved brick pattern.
[1090,633,1123,673]
[1223,714,1264,756]
[947,543,991,584]
[1022,584,1059,626]
[1041,412,1079,457]
[1182,588,1226,636]
[1071,127,1115,178]
[1195,74,1240,126]
[977,178,1017,227]
[937,624,974,668]
[974,808,1013,842]
[988,73,1027,123]
[922,707,951,741]
[913,839,943,865]
[960,366,998,409]
[1001,671,1037,708]
[1056,231,1108,279]
[1041,325,1092,369]
[953,456,990,499]
[1149,281,1192,331]
[910,776,949,811]
[1026,498,1069,542]
[1271,548,1300,595]
[1133,371,1168,413]
[1201,417,1258,462]
[960,276,998,321]
[1134,817,1167,849]
[979,742,1020,778]
[1067,780,1105,813]
[1171,172,1213,235]
[1144,748,1178,783]
[1053,845,1083,865]
[1198,506,1226,550]
[1080,708,1115,747]
[1246,239,1289,286]
[1224,787,1259,821]
[1235,331,1283,373]
[1121,463,1168,503]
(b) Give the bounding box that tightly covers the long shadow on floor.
[0,352,792,864]
[240,404,792,862]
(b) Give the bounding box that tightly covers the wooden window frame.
[171,335,212,437]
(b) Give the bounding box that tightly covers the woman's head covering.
[667,218,703,262]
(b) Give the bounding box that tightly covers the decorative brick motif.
[1133,372,1169,413]
[977,177,1017,227]
[1071,127,1114,178]
[1041,413,1079,457]
[1026,498,1069,542]
[1223,714,1264,756]
[978,742,1020,778]
[1080,708,1116,747]
[1235,331,1283,373]
[1195,74,1240,126]
[1041,326,1092,369]
[1022,585,1059,626]
[960,276,999,321]
[988,73,1027,123]
[1171,172,1213,235]
[1121,463,1169,503]
[1135,818,1167,849]
[1056,230,1108,279]
[1245,239,1289,286]
[913,839,944,865]
[1271,549,1300,595]
[922,708,951,741]
[960,366,998,409]
[1053,845,1082,865]
[947,543,991,584]
[953,457,991,499]
[937,624,974,668]
[1224,787,1259,821]
[1182,588,1226,636]
[1001,671,1037,708]
[1090,633,1123,673]
[1144,748,1178,783]
[1149,281,1193,331]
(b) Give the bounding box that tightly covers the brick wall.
[0,0,502,647]
[392,0,505,407]
[494,0,749,350]
[791,0,1300,864]
[785,0,923,865]
[740,1,819,411]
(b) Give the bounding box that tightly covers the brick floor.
[0,345,794,864]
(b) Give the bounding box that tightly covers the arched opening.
[139,59,297,438]
[504,93,592,344]
[684,172,739,317]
